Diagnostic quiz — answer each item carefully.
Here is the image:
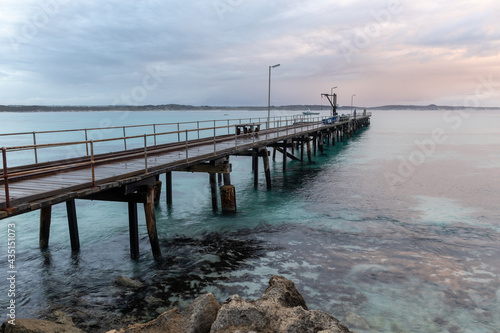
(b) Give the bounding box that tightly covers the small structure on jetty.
[1,113,371,259]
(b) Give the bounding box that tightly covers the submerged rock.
[115,276,145,289]
[344,312,370,330]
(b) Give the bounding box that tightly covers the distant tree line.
[0,104,496,112]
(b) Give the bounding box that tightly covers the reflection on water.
[1,110,500,332]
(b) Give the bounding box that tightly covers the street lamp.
[331,86,337,96]
[267,64,280,128]
[351,94,356,115]
[331,86,337,116]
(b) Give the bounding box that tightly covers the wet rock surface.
[210,276,351,333]
[107,276,351,333]
[0,276,352,333]
[1,311,84,333]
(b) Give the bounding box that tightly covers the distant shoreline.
[0,104,499,112]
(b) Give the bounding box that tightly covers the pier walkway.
[1,113,371,259]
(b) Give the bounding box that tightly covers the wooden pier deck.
[1,113,371,258]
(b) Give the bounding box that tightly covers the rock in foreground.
[110,275,351,333]
[1,276,351,333]
[210,276,351,333]
[1,311,84,333]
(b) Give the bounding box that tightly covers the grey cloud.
[1,0,499,107]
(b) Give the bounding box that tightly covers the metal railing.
[1,114,346,208]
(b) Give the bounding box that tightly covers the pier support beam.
[318,133,324,154]
[313,134,317,155]
[166,171,173,206]
[223,172,231,186]
[66,199,80,252]
[144,187,162,260]
[253,148,259,188]
[39,205,52,249]
[283,139,287,172]
[300,137,305,161]
[263,149,272,189]
[209,173,218,211]
[220,185,236,213]
[128,202,139,259]
[307,138,312,162]
[154,179,162,205]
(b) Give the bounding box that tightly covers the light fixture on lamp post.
[351,94,356,115]
[267,64,280,128]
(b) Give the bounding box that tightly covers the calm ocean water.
[1,109,499,332]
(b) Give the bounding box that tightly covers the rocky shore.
[2,276,352,333]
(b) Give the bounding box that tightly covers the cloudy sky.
[1,0,499,107]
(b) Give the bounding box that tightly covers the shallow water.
[1,109,500,332]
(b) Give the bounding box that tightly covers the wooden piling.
[283,139,287,172]
[300,137,304,161]
[262,149,271,189]
[307,138,312,162]
[128,202,139,259]
[143,187,162,260]
[220,184,236,213]
[65,199,80,252]
[318,133,324,153]
[154,180,162,205]
[223,173,231,186]
[272,147,277,161]
[313,134,317,155]
[253,148,259,188]
[166,171,172,206]
[210,173,218,211]
[39,205,52,249]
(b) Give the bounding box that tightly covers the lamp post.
[331,86,337,96]
[267,64,280,129]
[351,94,356,115]
[331,86,337,116]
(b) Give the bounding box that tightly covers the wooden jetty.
[1,113,371,259]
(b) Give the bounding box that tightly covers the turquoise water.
[1,109,500,332]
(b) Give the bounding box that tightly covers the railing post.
[144,134,148,173]
[227,119,230,135]
[153,124,157,146]
[177,123,181,142]
[213,125,216,155]
[85,129,89,156]
[123,127,127,150]
[185,130,189,162]
[32,132,38,163]
[2,147,10,208]
[90,141,95,187]
[197,121,200,139]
